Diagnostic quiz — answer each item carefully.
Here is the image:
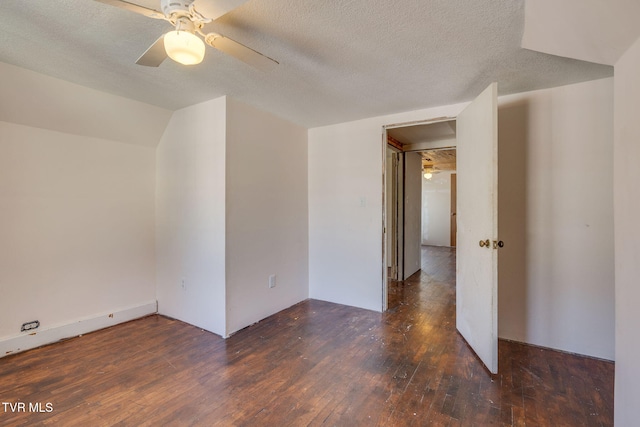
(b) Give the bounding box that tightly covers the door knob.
[493,240,504,249]
[479,239,490,248]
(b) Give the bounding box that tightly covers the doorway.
[381,83,500,374]
[383,119,458,298]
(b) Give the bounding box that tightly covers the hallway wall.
[422,171,453,247]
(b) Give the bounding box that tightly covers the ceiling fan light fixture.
[164,30,205,65]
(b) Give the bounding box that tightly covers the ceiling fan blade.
[93,0,164,19]
[205,33,278,70]
[136,36,168,67]
[192,0,248,20]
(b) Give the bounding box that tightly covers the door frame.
[450,173,457,247]
[382,117,457,311]
[385,145,402,285]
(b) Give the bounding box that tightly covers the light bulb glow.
[164,31,205,65]
[424,172,433,179]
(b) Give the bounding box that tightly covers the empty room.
[1,0,639,425]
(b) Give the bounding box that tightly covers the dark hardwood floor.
[0,246,613,426]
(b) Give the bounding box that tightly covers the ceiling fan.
[94,0,278,68]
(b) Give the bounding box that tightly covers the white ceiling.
[388,121,456,145]
[0,0,614,128]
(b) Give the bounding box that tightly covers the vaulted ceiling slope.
[522,0,640,66]
[0,0,613,128]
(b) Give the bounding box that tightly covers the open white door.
[456,82,499,373]
[403,152,422,279]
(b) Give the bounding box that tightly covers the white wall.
[497,78,615,360]
[155,96,308,338]
[309,79,614,359]
[0,121,156,343]
[0,64,166,355]
[422,172,453,246]
[614,35,640,426]
[225,98,308,336]
[155,97,227,336]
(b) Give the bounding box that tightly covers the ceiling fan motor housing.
[161,0,194,18]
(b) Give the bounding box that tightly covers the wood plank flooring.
[0,246,614,426]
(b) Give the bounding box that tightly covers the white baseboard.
[0,300,158,358]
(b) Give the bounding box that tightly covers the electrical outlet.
[268,274,276,288]
[21,320,40,332]
[180,278,186,291]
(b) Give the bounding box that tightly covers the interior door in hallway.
[456,82,499,374]
[450,173,457,246]
[403,151,422,279]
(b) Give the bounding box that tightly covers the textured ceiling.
[422,149,456,172]
[388,121,456,145]
[0,0,613,128]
